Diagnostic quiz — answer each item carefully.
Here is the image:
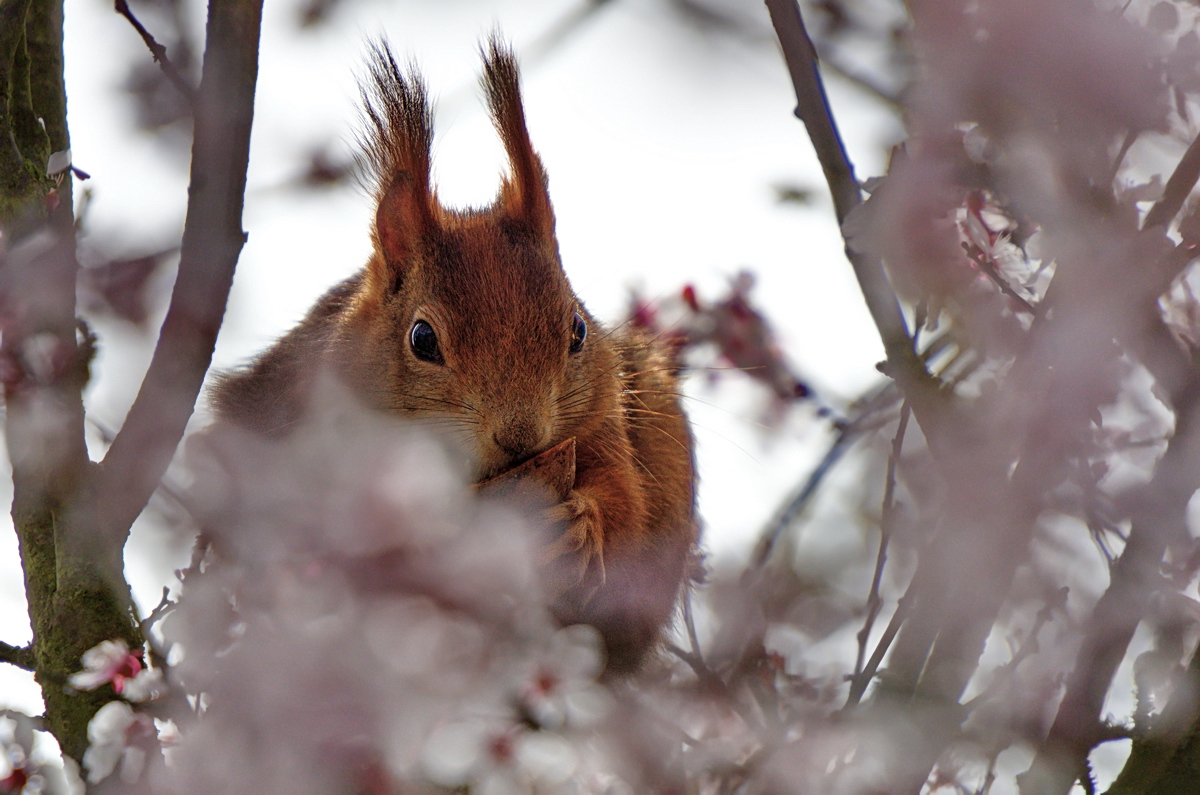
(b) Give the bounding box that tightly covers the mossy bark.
[0,0,45,228]
[1,0,144,767]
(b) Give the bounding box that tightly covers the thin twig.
[842,513,955,711]
[1108,129,1138,186]
[664,640,765,733]
[843,570,916,709]
[114,0,197,105]
[748,423,856,570]
[521,0,616,66]
[140,586,175,674]
[141,586,175,633]
[961,589,1064,713]
[852,401,910,682]
[965,244,1037,315]
[683,590,703,660]
[979,754,998,795]
[748,382,900,570]
[665,640,727,696]
[0,640,35,671]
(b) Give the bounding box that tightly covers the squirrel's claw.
[541,492,606,589]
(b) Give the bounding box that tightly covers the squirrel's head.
[338,38,618,478]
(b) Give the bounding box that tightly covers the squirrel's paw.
[542,492,606,589]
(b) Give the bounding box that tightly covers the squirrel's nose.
[492,419,547,461]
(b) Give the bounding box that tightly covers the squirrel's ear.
[481,37,555,238]
[373,173,430,286]
[361,41,436,290]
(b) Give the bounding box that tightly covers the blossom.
[0,765,28,795]
[82,701,157,784]
[69,640,164,703]
[69,640,141,694]
[519,624,611,731]
[120,668,166,703]
[422,718,578,795]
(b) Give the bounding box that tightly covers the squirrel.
[208,39,698,673]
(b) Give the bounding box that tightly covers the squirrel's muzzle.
[491,412,551,463]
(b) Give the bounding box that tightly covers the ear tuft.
[481,36,555,237]
[361,40,435,285]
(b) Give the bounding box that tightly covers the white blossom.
[82,701,155,785]
[520,624,611,730]
[422,718,578,794]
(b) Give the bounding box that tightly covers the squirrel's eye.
[410,320,444,365]
[569,313,586,355]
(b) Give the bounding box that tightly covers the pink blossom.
[68,640,163,702]
[69,640,142,695]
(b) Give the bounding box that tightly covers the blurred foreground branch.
[0,0,261,768]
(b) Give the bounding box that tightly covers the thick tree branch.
[1105,634,1200,794]
[1142,130,1200,231]
[2,0,123,764]
[23,0,63,199]
[1020,363,1200,795]
[91,0,262,549]
[0,0,41,224]
[8,0,259,761]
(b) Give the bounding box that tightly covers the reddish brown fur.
[212,38,698,672]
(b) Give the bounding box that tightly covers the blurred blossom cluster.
[627,271,819,421]
[57,378,855,793]
[48,381,675,792]
[154,383,604,792]
[0,711,79,795]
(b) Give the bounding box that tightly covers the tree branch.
[1106,641,1200,794]
[0,640,34,671]
[114,0,197,105]
[0,0,42,226]
[91,0,263,550]
[1020,365,1200,795]
[1142,130,1200,231]
[749,382,899,570]
[764,0,859,225]
[850,400,909,689]
[764,0,943,426]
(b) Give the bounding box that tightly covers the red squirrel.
[210,39,698,672]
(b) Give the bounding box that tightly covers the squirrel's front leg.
[540,455,647,599]
[542,491,606,592]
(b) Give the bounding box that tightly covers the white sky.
[0,0,900,731]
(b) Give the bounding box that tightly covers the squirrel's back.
[212,276,359,436]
